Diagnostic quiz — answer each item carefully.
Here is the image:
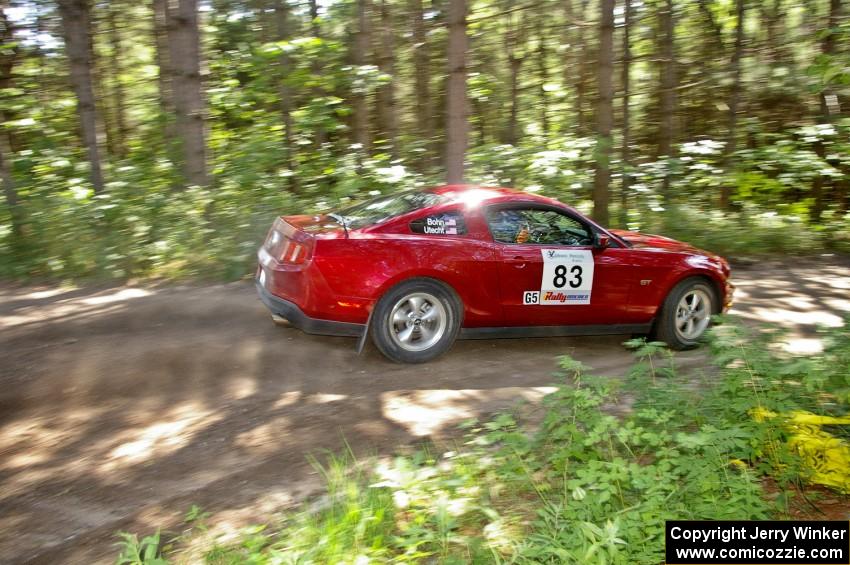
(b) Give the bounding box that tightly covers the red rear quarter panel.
[267,198,502,326]
[312,234,500,326]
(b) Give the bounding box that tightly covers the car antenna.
[330,212,349,239]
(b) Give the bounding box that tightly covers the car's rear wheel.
[654,277,717,350]
[371,279,461,363]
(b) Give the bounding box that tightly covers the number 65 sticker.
[539,249,594,305]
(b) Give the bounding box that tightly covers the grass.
[118,318,850,563]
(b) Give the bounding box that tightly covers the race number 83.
[539,249,594,305]
[553,264,583,288]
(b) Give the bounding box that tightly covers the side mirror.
[595,234,610,249]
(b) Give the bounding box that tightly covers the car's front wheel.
[654,277,717,350]
[371,279,462,363]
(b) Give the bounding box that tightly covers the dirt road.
[1,257,848,564]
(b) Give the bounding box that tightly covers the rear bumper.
[255,280,364,337]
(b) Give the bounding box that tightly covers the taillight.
[263,216,315,265]
[264,229,312,265]
[265,229,287,260]
[279,240,308,264]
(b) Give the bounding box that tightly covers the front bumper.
[724,281,735,312]
[255,279,364,337]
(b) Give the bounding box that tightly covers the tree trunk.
[0,5,21,238]
[620,0,632,227]
[308,0,320,36]
[33,11,51,107]
[352,0,372,154]
[252,0,271,44]
[697,0,724,52]
[306,0,326,146]
[562,0,574,130]
[107,3,128,158]
[819,0,841,115]
[57,0,105,193]
[411,0,433,168]
[763,0,784,65]
[166,0,209,188]
[504,3,524,146]
[592,0,614,226]
[445,0,468,184]
[658,0,676,200]
[89,7,110,161]
[0,134,17,235]
[721,0,744,209]
[376,0,398,156]
[274,0,297,191]
[536,16,548,137]
[152,0,175,155]
[811,0,842,223]
[575,0,589,135]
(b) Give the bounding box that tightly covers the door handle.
[511,256,527,269]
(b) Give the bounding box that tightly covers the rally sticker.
[538,249,594,305]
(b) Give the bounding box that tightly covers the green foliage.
[2,0,850,282]
[184,505,211,531]
[520,349,770,564]
[4,126,847,281]
[203,453,399,564]
[115,531,167,565]
[0,150,429,280]
[643,205,850,257]
[124,319,850,563]
[707,316,850,413]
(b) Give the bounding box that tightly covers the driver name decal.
[423,216,458,235]
[539,249,594,305]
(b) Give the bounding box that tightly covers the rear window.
[336,190,447,229]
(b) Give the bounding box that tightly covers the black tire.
[371,278,462,363]
[653,277,718,350]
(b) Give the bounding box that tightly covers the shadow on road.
[0,255,847,563]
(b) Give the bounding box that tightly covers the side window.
[486,207,593,246]
[409,211,467,236]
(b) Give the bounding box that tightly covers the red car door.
[485,204,634,326]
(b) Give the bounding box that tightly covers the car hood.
[609,229,706,255]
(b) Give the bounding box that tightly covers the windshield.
[335,190,448,229]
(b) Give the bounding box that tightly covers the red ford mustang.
[256,185,733,363]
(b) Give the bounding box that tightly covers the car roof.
[425,184,565,208]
